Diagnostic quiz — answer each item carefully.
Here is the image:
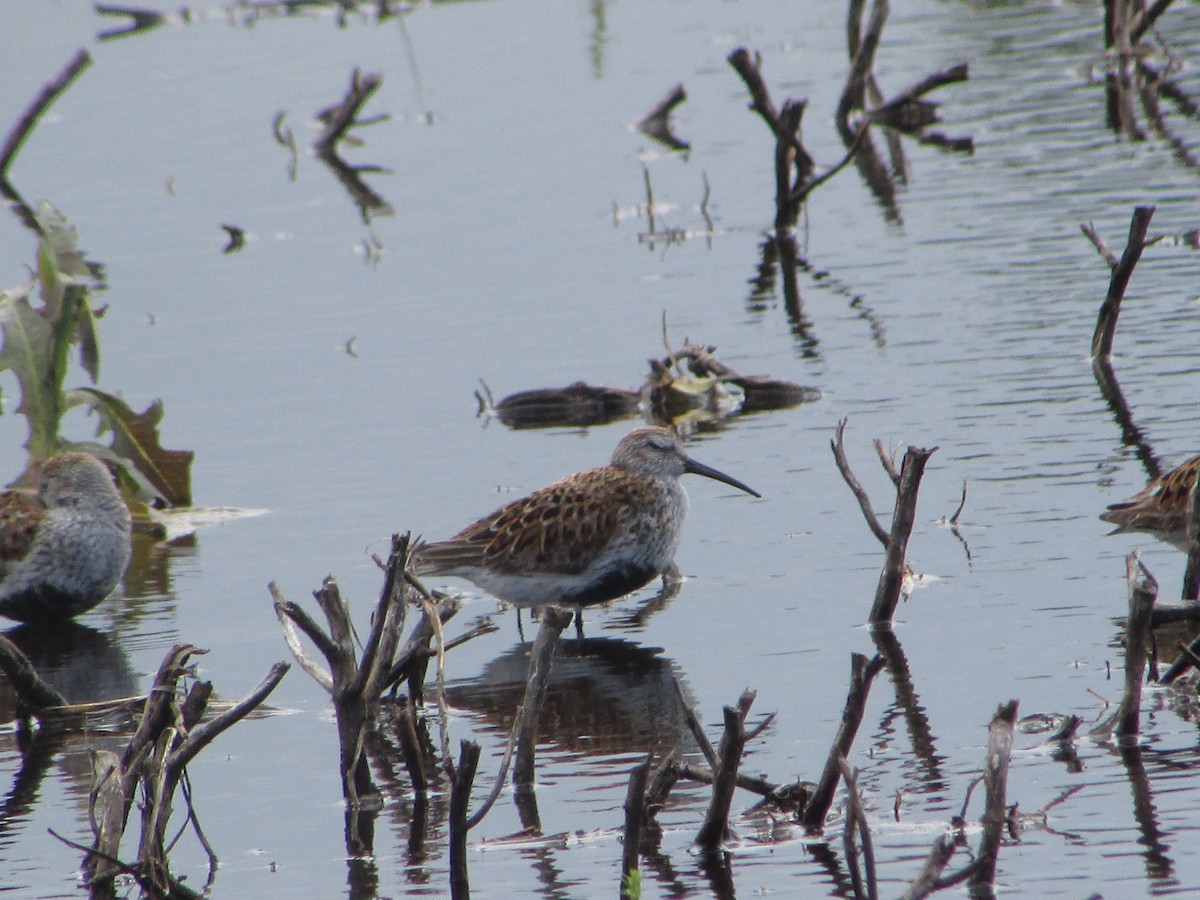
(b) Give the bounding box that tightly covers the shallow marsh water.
[3,1,1200,897]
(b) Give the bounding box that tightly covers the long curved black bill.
[683,457,761,498]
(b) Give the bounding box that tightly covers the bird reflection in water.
[445,637,701,760]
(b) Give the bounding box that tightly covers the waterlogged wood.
[621,755,652,895]
[802,654,885,831]
[838,756,877,900]
[695,690,755,852]
[832,422,938,624]
[1182,463,1200,601]
[838,0,889,127]
[1117,554,1156,738]
[901,832,959,900]
[968,700,1018,890]
[1087,206,1156,359]
[270,534,414,824]
[448,740,481,900]
[1159,629,1200,685]
[727,47,781,133]
[315,69,385,158]
[832,419,891,546]
[81,643,287,898]
[871,446,937,625]
[774,99,808,229]
[512,606,573,788]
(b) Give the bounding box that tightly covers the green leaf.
[0,284,62,458]
[69,388,194,506]
[0,202,106,456]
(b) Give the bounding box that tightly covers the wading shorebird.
[0,451,133,623]
[1101,454,1200,547]
[412,427,760,610]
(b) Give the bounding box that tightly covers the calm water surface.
[3,1,1200,897]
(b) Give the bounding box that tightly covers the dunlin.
[0,451,133,623]
[1101,454,1200,545]
[412,427,759,609]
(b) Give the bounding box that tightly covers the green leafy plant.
[0,201,192,513]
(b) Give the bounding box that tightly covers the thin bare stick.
[695,690,755,853]
[966,700,1018,891]
[512,606,573,787]
[790,122,870,205]
[1182,464,1200,601]
[674,676,719,769]
[1117,553,1157,738]
[871,445,937,625]
[802,654,885,831]
[872,438,901,486]
[1081,222,1119,269]
[168,663,289,773]
[838,755,878,900]
[464,714,521,830]
[1090,206,1156,359]
[315,69,385,158]
[0,49,92,181]
[832,419,891,546]
[448,740,481,900]
[622,754,652,894]
[1159,629,1200,684]
[901,831,960,899]
[270,583,334,692]
[1132,0,1177,43]
[949,481,968,525]
[674,761,808,808]
[727,47,781,133]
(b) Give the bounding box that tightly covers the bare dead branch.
[871,445,937,625]
[315,68,385,158]
[674,675,719,769]
[832,419,891,546]
[448,740,480,900]
[1089,206,1157,359]
[727,47,781,133]
[838,755,878,900]
[270,583,335,692]
[967,700,1018,890]
[1182,464,1200,601]
[512,606,573,787]
[168,663,289,774]
[622,754,653,894]
[901,831,960,899]
[464,713,520,831]
[802,654,886,831]
[695,689,756,853]
[873,438,901,486]
[949,480,967,525]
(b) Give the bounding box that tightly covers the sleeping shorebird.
[411,427,759,611]
[0,451,132,623]
[1101,454,1200,548]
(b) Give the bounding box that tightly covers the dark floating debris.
[476,338,818,431]
[220,223,245,254]
[478,381,640,430]
[659,339,822,413]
